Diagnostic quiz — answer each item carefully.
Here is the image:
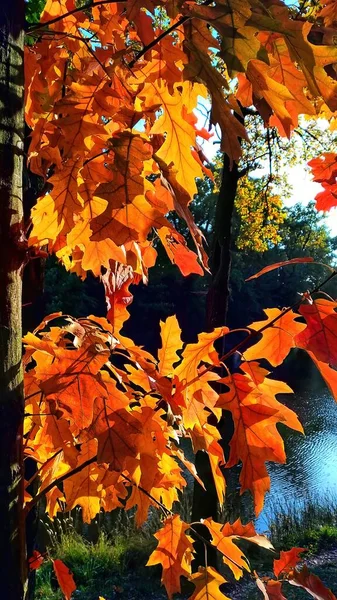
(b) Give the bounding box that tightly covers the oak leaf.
[53,559,76,600]
[295,298,337,369]
[188,566,230,600]
[202,518,273,580]
[139,80,205,198]
[289,565,337,600]
[216,362,302,513]
[274,547,306,578]
[158,315,183,377]
[244,308,306,367]
[147,515,194,598]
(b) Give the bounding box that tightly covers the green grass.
[35,529,163,600]
[266,495,337,554]
[35,496,337,599]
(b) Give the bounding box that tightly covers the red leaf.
[28,550,44,571]
[273,547,306,578]
[289,566,337,600]
[53,559,76,600]
[256,578,287,600]
[246,258,315,281]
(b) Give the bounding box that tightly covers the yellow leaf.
[158,315,183,377]
[188,566,230,600]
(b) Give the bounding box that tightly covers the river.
[257,380,337,532]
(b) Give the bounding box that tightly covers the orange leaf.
[295,298,337,369]
[157,226,203,277]
[217,362,302,514]
[256,578,287,600]
[147,515,194,599]
[158,315,183,377]
[274,547,306,578]
[246,257,315,281]
[202,518,273,580]
[244,308,306,367]
[53,559,76,600]
[188,566,230,600]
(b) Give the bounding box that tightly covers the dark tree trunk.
[191,154,241,568]
[205,154,239,331]
[0,2,27,598]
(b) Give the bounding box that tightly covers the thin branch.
[121,473,170,516]
[24,455,97,513]
[24,454,170,517]
[37,29,112,78]
[27,0,126,32]
[83,149,110,166]
[128,0,213,68]
[25,449,63,488]
[181,268,337,392]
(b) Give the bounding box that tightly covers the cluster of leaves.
[309,152,337,211]
[23,0,337,598]
[24,283,337,598]
[235,177,285,252]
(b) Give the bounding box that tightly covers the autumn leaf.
[308,153,337,211]
[244,308,306,367]
[318,0,337,26]
[175,326,228,403]
[158,315,183,377]
[90,133,167,246]
[246,257,315,281]
[274,547,306,578]
[102,263,136,334]
[289,565,337,600]
[157,225,204,277]
[28,551,44,571]
[188,566,230,600]
[295,298,337,369]
[256,578,287,600]
[217,362,302,514]
[138,80,205,198]
[202,518,273,580]
[147,515,194,598]
[53,559,76,600]
[30,160,83,246]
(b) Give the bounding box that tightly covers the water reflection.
[257,389,337,532]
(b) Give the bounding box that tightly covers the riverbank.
[35,530,337,600]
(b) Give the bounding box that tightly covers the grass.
[35,530,163,600]
[35,495,337,599]
[266,495,337,554]
[35,508,169,600]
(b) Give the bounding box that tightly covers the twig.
[27,0,126,32]
[128,0,213,68]
[181,268,337,392]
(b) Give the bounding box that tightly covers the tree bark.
[0,2,27,598]
[191,153,240,568]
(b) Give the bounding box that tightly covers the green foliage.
[268,496,337,554]
[25,0,46,24]
[36,531,161,600]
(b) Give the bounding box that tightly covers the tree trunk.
[191,154,240,568]
[205,154,239,332]
[0,2,27,598]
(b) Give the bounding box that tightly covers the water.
[257,387,337,532]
